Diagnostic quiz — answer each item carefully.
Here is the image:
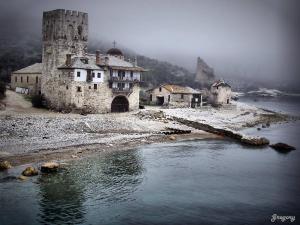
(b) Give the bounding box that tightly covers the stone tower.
[195,57,215,88]
[41,9,88,107]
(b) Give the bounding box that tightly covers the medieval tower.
[41,9,88,108]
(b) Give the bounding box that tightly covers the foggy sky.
[0,0,299,88]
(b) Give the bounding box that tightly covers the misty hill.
[0,36,196,89]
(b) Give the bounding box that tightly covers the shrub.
[0,81,6,99]
[31,94,44,108]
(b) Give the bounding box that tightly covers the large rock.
[169,135,176,141]
[0,161,12,170]
[241,136,270,146]
[270,143,296,152]
[22,166,39,176]
[41,162,60,173]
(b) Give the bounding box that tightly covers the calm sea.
[1,96,300,225]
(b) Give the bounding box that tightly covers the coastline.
[0,91,296,168]
[0,132,221,167]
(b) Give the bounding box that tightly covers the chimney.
[133,56,137,67]
[104,56,109,66]
[66,54,72,66]
[96,50,101,64]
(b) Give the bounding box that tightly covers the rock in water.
[22,166,39,176]
[270,143,296,152]
[18,175,28,181]
[241,136,269,146]
[0,161,12,170]
[41,162,59,173]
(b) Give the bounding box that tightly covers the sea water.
[0,96,300,225]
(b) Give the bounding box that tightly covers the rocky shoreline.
[0,100,296,168]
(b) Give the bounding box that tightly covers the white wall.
[92,70,104,83]
[74,69,87,82]
[74,69,104,83]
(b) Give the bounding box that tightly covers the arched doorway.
[111,96,129,112]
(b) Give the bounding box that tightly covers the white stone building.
[147,84,202,108]
[209,80,232,105]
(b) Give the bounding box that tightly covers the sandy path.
[1,90,49,114]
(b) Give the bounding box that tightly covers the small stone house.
[11,63,42,95]
[209,80,231,105]
[147,84,202,108]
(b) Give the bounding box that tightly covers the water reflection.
[37,170,86,225]
[36,149,144,224]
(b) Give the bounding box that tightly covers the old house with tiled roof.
[11,63,42,95]
[147,84,202,108]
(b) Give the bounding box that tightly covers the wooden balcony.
[109,77,141,83]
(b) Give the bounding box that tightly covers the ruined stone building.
[11,9,145,113]
[195,57,215,87]
[209,80,232,105]
[147,84,202,108]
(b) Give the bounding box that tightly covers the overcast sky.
[0,0,299,87]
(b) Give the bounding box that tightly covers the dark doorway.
[111,96,129,112]
[156,96,164,105]
[227,99,230,104]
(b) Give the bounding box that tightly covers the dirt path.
[0,90,47,114]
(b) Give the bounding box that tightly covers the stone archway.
[111,96,129,112]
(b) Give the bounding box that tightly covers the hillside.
[0,37,195,89]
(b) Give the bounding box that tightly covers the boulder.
[41,162,59,173]
[22,166,39,176]
[241,136,269,146]
[169,135,176,141]
[270,143,296,152]
[0,161,12,170]
[18,175,28,181]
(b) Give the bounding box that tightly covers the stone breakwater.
[173,117,270,146]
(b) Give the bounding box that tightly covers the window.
[77,71,81,77]
[150,94,152,101]
[94,84,97,90]
[168,95,170,102]
[159,87,162,92]
[27,76,29,83]
[36,76,38,84]
[130,71,133,78]
[92,72,95,78]
[15,77,17,82]
[21,77,23,83]
[181,94,184,99]
[129,83,133,89]
[97,73,101,78]
[89,86,91,89]
[77,86,82,92]
[66,85,68,90]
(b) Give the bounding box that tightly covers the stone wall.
[53,69,140,113]
[42,9,88,108]
[11,73,41,95]
[210,86,231,105]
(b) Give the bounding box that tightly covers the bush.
[0,81,6,99]
[31,94,44,108]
